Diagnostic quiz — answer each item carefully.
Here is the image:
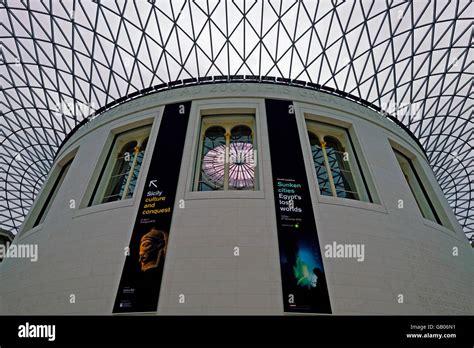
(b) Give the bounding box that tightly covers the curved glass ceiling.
[0,0,472,240]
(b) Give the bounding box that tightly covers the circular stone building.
[0,82,472,315]
[1,1,472,316]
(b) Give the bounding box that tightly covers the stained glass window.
[196,118,256,191]
[198,126,226,191]
[229,126,255,190]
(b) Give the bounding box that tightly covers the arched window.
[91,125,151,205]
[306,121,371,202]
[229,125,254,190]
[196,116,256,191]
[198,126,226,191]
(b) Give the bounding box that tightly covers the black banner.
[0,316,472,345]
[113,101,191,313]
[265,99,331,313]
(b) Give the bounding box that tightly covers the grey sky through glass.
[0,0,472,241]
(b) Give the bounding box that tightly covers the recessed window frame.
[306,119,373,203]
[88,124,152,207]
[391,145,447,227]
[20,148,77,234]
[193,114,257,191]
[33,159,73,227]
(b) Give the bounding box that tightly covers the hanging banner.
[113,101,191,313]
[265,99,331,313]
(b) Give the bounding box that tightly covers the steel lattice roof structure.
[0,0,472,240]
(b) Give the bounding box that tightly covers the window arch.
[230,125,252,141]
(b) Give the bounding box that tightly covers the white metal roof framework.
[0,0,472,240]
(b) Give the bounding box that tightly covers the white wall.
[0,83,472,315]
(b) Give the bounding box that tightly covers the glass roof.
[0,0,472,240]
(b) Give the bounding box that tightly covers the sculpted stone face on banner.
[138,228,167,272]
